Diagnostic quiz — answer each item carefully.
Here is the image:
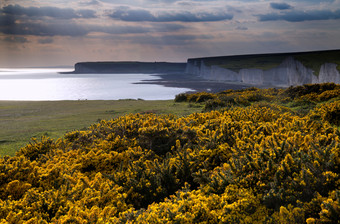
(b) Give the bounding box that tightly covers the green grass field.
[0,100,203,156]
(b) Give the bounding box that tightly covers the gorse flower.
[0,83,340,223]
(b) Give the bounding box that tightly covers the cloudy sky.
[1,0,340,67]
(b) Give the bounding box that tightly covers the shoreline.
[136,73,261,93]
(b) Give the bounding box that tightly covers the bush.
[1,84,340,223]
[174,93,189,102]
[283,83,337,99]
[309,100,340,126]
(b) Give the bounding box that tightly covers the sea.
[0,68,192,101]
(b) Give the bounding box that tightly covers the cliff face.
[186,56,340,86]
[317,63,340,84]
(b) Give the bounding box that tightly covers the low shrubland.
[1,83,340,223]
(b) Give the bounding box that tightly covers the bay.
[0,68,192,101]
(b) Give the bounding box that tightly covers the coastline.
[136,73,259,93]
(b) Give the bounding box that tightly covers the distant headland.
[64,61,186,74]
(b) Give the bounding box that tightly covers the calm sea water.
[0,68,192,100]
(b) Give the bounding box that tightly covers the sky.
[1,0,340,67]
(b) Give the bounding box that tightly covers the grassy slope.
[0,100,203,156]
[192,49,340,74]
[294,50,340,75]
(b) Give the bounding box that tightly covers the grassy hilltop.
[188,49,340,74]
[0,83,340,223]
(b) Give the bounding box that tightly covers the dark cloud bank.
[270,3,293,10]
[0,4,232,38]
[257,9,340,22]
[1,4,96,19]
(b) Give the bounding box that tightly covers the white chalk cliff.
[186,57,340,86]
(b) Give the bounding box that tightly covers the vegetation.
[192,49,340,74]
[175,83,340,115]
[0,100,202,157]
[294,50,340,76]
[1,83,340,223]
[198,54,286,73]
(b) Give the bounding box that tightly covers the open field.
[0,100,203,156]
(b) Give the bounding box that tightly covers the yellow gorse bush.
[1,83,340,223]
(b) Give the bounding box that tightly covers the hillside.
[0,83,339,223]
[186,49,340,86]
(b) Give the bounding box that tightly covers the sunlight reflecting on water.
[0,68,191,100]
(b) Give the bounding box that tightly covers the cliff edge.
[186,50,340,86]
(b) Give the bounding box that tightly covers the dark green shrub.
[174,93,189,102]
[283,83,337,99]
[196,93,216,103]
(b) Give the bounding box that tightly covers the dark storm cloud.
[270,3,293,10]
[257,9,340,22]
[110,7,154,22]
[0,14,15,26]
[3,36,29,43]
[1,4,96,19]
[109,7,233,22]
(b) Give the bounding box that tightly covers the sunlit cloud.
[109,6,233,22]
[0,19,165,36]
